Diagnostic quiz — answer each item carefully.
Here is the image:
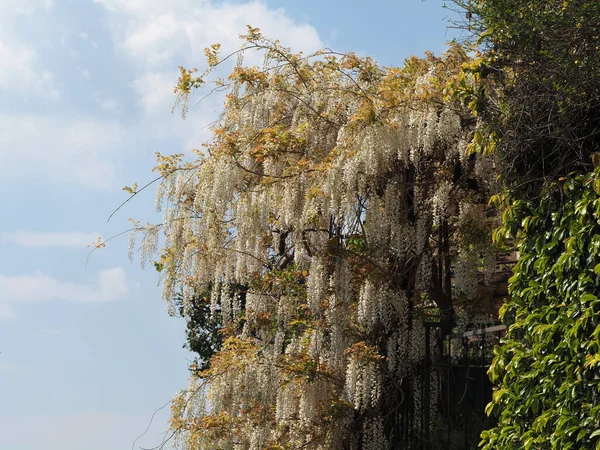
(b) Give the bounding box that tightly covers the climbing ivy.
[481,168,600,449]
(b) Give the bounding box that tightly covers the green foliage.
[481,169,600,449]
[455,0,600,197]
[175,291,224,371]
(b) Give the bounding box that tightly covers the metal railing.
[390,323,506,449]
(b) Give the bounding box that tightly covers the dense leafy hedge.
[481,169,600,449]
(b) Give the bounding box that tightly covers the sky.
[0,1,460,449]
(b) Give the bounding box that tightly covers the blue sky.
[0,1,458,449]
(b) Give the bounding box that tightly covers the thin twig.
[108,175,165,223]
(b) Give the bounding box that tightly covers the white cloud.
[0,114,125,188]
[0,0,59,98]
[98,96,122,113]
[0,302,16,321]
[123,13,182,68]
[0,267,128,306]
[132,71,178,114]
[1,231,102,248]
[0,0,54,15]
[0,39,60,99]
[97,0,322,59]
[96,0,323,114]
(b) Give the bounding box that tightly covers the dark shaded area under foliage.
[458,0,600,198]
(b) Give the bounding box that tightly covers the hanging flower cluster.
[132,30,499,449]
